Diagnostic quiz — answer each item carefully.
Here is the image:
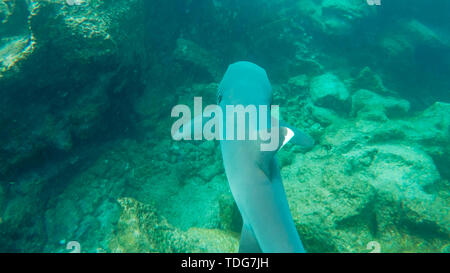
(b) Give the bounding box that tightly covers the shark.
[217,61,314,253]
[173,61,314,253]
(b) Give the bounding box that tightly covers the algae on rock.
[110,198,239,253]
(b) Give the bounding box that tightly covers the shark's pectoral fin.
[278,120,315,150]
[254,119,314,163]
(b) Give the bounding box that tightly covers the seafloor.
[0,0,449,253]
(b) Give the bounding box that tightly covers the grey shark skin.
[217,61,314,253]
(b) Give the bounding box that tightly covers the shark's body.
[217,62,314,253]
[174,61,314,252]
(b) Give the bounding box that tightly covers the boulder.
[310,73,350,113]
[282,141,447,252]
[309,104,341,127]
[109,197,187,253]
[351,89,410,120]
[109,198,239,253]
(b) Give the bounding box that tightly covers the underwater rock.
[407,102,450,179]
[283,138,448,252]
[351,67,394,96]
[380,19,447,62]
[401,19,448,50]
[369,102,450,180]
[109,197,187,253]
[356,145,448,249]
[184,228,239,253]
[176,83,219,107]
[110,197,239,253]
[0,178,48,252]
[40,142,131,253]
[351,89,410,120]
[0,35,33,79]
[296,0,375,38]
[278,93,449,252]
[291,57,324,78]
[0,183,4,216]
[174,38,221,81]
[133,84,178,132]
[346,144,440,189]
[275,76,309,101]
[0,0,34,80]
[288,74,309,92]
[283,150,377,253]
[310,73,350,113]
[0,1,10,23]
[160,173,229,231]
[378,18,450,104]
[218,193,242,233]
[0,0,146,177]
[1,0,129,80]
[309,104,341,127]
[0,71,113,177]
[38,135,236,253]
[321,0,375,36]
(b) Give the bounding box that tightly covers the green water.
[0,0,449,253]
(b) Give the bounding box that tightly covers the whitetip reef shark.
[174,61,315,253]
